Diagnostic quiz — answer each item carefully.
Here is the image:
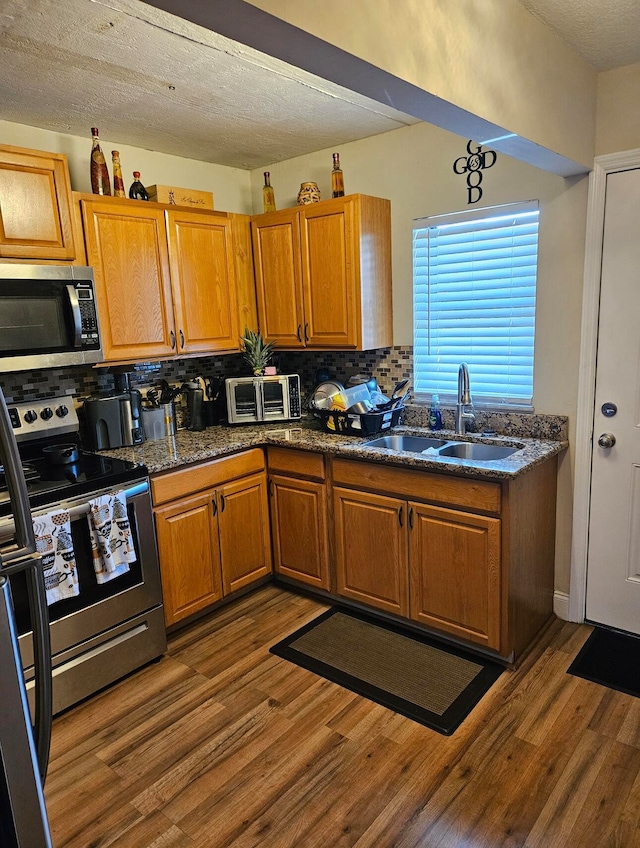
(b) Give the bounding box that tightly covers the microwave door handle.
[0,389,36,561]
[65,284,83,347]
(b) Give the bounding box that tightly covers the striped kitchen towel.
[87,491,137,584]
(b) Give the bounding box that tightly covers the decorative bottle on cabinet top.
[128,171,149,201]
[90,128,111,196]
[111,150,126,197]
[331,152,344,198]
[262,171,276,213]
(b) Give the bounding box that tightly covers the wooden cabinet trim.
[219,472,272,595]
[151,448,265,505]
[331,457,501,515]
[267,447,325,481]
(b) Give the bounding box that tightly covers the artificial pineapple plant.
[240,328,275,375]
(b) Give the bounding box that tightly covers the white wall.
[596,63,640,155]
[247,0,597,168]
[0,120,253,214]
[251,122,590,596]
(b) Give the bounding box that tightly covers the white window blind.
[413,201,539,409]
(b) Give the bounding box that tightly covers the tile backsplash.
[0,347,568,442]
[0,346,413,405]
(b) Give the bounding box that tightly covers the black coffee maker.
[83,371,143,449]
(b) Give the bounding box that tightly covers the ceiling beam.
[142,0,590,177]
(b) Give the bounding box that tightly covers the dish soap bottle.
[429,394,442,430]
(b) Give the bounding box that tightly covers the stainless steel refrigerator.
[0,386,53,848]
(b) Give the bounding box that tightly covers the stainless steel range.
[0,395,166,717]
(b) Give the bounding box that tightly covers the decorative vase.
[297,181,321,205]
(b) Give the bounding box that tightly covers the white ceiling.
[519,0,640,72]
[0,0,637,170]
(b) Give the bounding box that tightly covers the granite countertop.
[97,418,567,481]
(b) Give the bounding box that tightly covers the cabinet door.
[270,474,330,590]
[166,209,240,355]
[81,198,176,361]
[0,145,75,260]
[409,502,501,650]
[154,493,222,627]
[301,198,357,348]
[218,472,272,595]
[251,208,305,347]
[333,487,408,617]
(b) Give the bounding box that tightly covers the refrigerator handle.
[0,388,36,561]
[26,556,53,781]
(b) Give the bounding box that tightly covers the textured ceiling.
[0,0,637,171]
[518,0,640,71]
[0,0,418,169]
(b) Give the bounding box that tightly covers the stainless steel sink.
[363,434,448,452]
[437,442,520,460]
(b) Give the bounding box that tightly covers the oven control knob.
[24,409,37,424]
[56,405,69,418]
[40,407,53,421]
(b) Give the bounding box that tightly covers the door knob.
[598,433,616,448]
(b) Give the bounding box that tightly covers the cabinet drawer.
[267,447,325,481]
[151,448,265,505]
[331,458,501,515]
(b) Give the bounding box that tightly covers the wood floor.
[45,586,640,848]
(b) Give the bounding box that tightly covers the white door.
[586,166,640,634]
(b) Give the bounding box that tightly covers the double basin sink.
[362,434,521,461]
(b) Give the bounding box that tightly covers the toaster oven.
[225,375,301,424]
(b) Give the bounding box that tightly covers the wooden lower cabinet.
[333,487,409,617]
[154,492,222,627]
[408,501,501,650]
[152,451,272,627]
[218,473,272,595]
[270,473,330,590]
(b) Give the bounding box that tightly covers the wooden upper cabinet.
[251,207,305,347]
[301,199,355,348]
[251,194,392,350]
[0,145,76,260]
[166,209,239,355]
[81,197,176,361]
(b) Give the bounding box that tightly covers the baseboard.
[554,591,571,621]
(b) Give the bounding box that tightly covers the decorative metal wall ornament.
[453,140,498,204]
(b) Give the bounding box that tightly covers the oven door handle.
[66,284,83,348]
[0,480,149,539]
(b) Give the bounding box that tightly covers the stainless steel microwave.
[225,374,302,424]
[0,264,103,372]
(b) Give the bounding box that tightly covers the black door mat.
[270,607,504,735]
[567,626,640,698]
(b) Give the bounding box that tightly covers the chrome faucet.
[455,363,476,435]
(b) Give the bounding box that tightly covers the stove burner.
[0,462,40,486]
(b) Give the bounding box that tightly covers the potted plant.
[240,328,275,376]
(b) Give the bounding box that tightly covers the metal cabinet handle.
[269,479,274,497]
[296,324,302,343]
[409,507,414,530]
[212,496,217,516]
[220,493,226,512]
[398,505,404,527]
[170,330,176,350]
[304,322,309,343]
[179,329,185,348]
